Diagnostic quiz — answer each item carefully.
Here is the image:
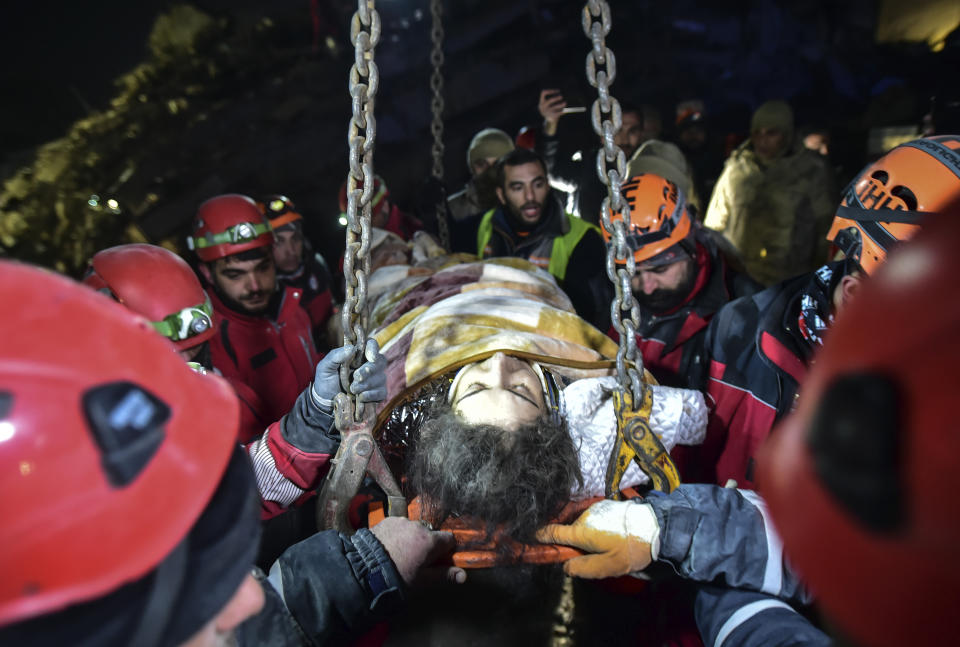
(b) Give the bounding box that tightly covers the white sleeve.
[564,377,707,498]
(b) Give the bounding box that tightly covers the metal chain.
[582,0,644,403]
[340,0,381,422]
[429,0,450,251]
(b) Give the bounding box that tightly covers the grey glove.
[311,339,387,411]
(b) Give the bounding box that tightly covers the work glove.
[311,338,387,412]
[536,499,660,579]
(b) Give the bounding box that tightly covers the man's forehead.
[274,228,301,242]
[504,161,546,181]
[622,111,641,126]
[638,254,690,272]
[215,255,269,271]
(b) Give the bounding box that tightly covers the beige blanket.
[370,257,627,425]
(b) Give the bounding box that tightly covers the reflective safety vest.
[476,208,599,281]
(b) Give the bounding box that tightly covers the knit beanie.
[751,100,794,142]
[627,140,694,199]
[467,128,515,170]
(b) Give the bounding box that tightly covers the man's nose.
[523,184,535,202]
[483,352,512,383]
[245,274,262,292]
[641,273,659,295]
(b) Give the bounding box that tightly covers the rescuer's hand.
[311,339,387,410]
[536,500,659,579]
[372,517,468,587]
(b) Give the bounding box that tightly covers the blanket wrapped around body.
[368,257,706,497]
[371,257,623,422]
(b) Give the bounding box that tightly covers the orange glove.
[536,500,660,579]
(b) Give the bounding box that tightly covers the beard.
[213,283,275,316]
[635,260,698,313]
[407,407,582,548]
[505,199,544,232]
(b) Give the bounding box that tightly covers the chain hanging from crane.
[582,0,644,404]
[429,0,450,251]
[339,0,381,424]
[318,0,406,532]
[583,2,679,495]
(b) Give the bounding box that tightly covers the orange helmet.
[187,194,273,262]
[0,260,244,631]
[759,214,960,647]
[827,135,960,275]
[602,173,693,265]
[258,194,302,229]
[84,244,215,351]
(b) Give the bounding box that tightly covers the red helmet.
[602,173,694,265]
[187,194,273,262]
[0,261,239,627]
[258,194,302,229]
[338,175,388,217]
[84,244,215,351]
[827,135,960,275]
[515,125,537,151]
[759,214,960,647]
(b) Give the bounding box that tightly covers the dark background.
[1,0,957,272]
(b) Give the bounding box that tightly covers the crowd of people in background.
[3,77,960,647]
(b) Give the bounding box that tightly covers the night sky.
[1,2,166,156]
[1,1,951,160]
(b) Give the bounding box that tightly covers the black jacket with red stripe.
[697,273,813,489]
[634,231,761,390]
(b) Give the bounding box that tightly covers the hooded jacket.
[704,138,835,286]
[209,286,320,425]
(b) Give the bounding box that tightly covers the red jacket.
[227,377,271,444]
[611,234,761,390]
[607,233,761,484]
[244,387,341,520]
[697,274,811,489]
[277,252,336,352]
[209,286,320,425]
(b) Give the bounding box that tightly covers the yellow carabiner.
[605,387,681,498]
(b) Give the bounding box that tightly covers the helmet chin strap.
[127,539,188,647]
[530,362,564,425]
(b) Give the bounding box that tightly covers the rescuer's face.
[630,257,697,312]
[752,127,787,162]
[179,573,265,647]
[471,156,500,179]
[616,110,643,159]
[496,161,549,227]
[272,228,304,274]
[208,254,276,315]
[451,353,546,430]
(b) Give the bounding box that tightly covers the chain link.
[582,0,644,404]
[429,0,450,251]
[340,0,381,422]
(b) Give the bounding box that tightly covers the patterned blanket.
[370,257,628,425]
